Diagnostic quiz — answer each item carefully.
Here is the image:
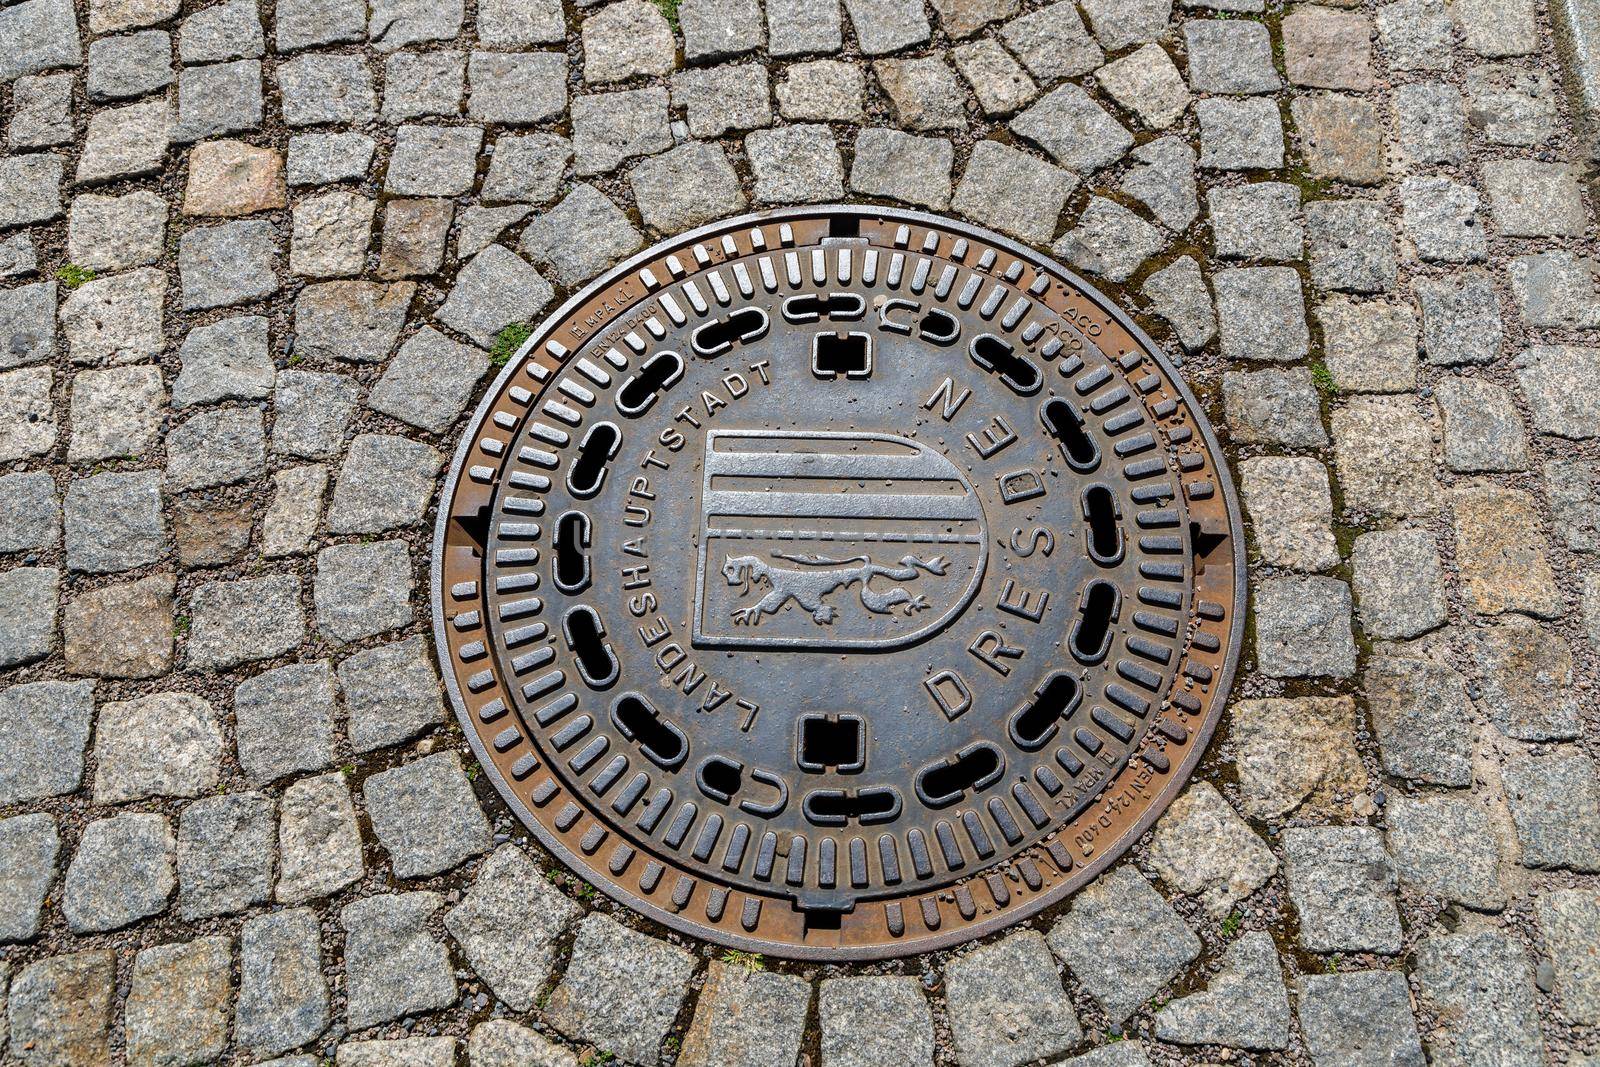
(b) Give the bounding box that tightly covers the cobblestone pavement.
[1,0,1599,1060]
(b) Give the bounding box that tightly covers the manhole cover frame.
[431,205,1246,960]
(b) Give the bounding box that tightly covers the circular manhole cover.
[433,207,1244,960]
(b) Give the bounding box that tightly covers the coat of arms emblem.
[692,429,988,651]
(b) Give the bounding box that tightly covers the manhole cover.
[433,207,1244,960]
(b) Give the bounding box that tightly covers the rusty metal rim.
[430,204,1248,960]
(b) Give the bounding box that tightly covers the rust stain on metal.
[432,207,1245,959]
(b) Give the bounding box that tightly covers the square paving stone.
[1414,933,1544,1067]
[944,930,1080,1066]
[548,914,699,1064]
[1483,159,1586,237]
[1472,616,1580,742]
[672,64,773,138]
[175,59,264,142]
[63,574,175,679]
[386,125,484,196]
[8,951,115,1067]
[1146,780,1277,917]
[1535,889,1600,1025]
[363,752,490,876]
[177,791,274,919]
[482,132,570,203]
[181,0,265,62]
[10,74,75,149]
[60,267,167,366]
[1293,94,1385,185]
[1119,135,1195,230]
[1080,0,1170,49]
[1385,793,1507,911]
[273,369,359,458]
[277,53,377,126]
[1240,456,1338,571]
[1213,266,1308,361]
[165,407,267,490]
[326,433,443,534]
[1283,826,1402,954]
[1516,345,1600,438]
[0,813,59,942]
[1143,256,1216,351]
[1438,377,1528,472]
[1316,297,1417,393]
[1053,195,1164,282]
[444,845,583,1012]
[1350,530,1445,640]
[468,1022,576,1066]
[877,56,967,131]
[338,637,443,751]
[263,464,327,558]
[0,235,35,276]
[1466,63,1557,146]
[518,184,644,284]
[184,139,286,217]
[1547,459,1600,551]
[233,660,337,782]
[67,367,166,465]
[1393,82,1467,165]
[1010,84,1131,173]
[1399,177,1486,263]
[767,0,843,54]
[287,132,375,185]
[931,0,1020,36]
[0,470,59,554]
[125,936,233,1067]
[173,498,253,568]
[1415,271,1501,366]
[290,190,374,278]
[1255,575,1356,678]
[383,50,464,121]
[0,280,56,370]
[1184,20,1279,94]
[0,0,82,77]
[677,960,809,1067]
[0,154,63,229]
[1376,0,1451,70]
[369,0,464,49]
[841,0,930,54]
[370,326,489,433]
[339,1039,456,1067]
[0,680,93,804]
[179,219,280,310]
[815,978,934,1067]
[187,573,305,669]
[583,0,675,83]
[630,142,748,235]
[848,127,954,210]
[1497,748,1600,870]
[1451,0,1537,56]
[952,39,1039,118]
[951,139,1072,244]
[62,812,176,933]
[1306,200,1396,293]
[378,198,454,278]
[173,315,273,407]
[277,0,364,49]
[1451,485,1561,618]
[572,88,672,176]
[277,771,364,902]
[1509,252,1600,330]
[1296,972,1425,1067]
[0,566,58,669]
[315,540,414,643]
[93,691,221,804]
[237,909,330,1057]
[342,892,457,1028]
[1154,932,1291,1050]
[1283,5,1374,90]
[64,469,165,574]
[1197,97,1284,169]
[68,190,167,272]
[777,60,865,122]
[1363,656,1473,787]
[294,280,414,363]
[1330,395,1439,518]
[78,99,171,183]
[1000,4,1103,82]
[87,29,173,101]
[1233,695,1363,819]
[680,0,765,59]
[438,245,554,345]
[468,50,567,124]
[1208,182,1302,260]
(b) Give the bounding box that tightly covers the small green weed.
[1325,953,1343,974]
[653,0,682,29]
[720,949,766,971]
[1220,909,1243,938]
[55,263,95,288]
[490,322,534,366]
[581,1049,616,1066]
[1309,360,1337,395]
[173,614,191,635]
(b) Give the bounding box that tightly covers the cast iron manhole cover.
[433,207,1244,959]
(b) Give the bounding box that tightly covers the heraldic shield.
[692,429,989,652]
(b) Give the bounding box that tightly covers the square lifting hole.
[797,714,865,773]
[812,331,872,379]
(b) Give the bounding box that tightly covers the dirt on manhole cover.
[433,207,1245,960]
